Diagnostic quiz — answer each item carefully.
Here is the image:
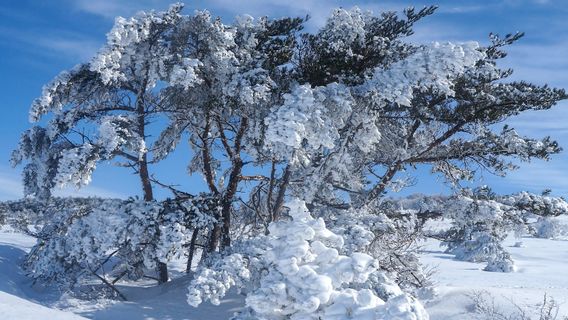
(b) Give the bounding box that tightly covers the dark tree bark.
[271,164,291,222]
[186,227,200,273]
[206,117,248,252]
[136,82,168,284]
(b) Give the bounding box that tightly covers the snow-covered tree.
[387,188,568,272]
[279,18,565,210]
[156,11,305,253]
[11,4,198,283]
[188,199,428,320]
[155,6,566,256]
[20,194,218,298]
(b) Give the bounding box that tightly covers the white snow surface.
[422,234,568,319]
[1,225,568,319]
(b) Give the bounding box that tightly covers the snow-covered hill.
[1,227,567,319]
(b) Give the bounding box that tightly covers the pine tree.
[11,4,193,283]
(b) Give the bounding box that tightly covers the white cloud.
[437,5,485,14]
[69,0,405,31]
[35,36,100,61]
[53,185,126,199]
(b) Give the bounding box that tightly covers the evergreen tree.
[11,4,193,283]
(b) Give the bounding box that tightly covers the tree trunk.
[366,161,402,203]
[272,164,291,222]
[220,158,243,249]
[207,159,243,251]
[186,228,200,273]
[136,85,168,284]
[206,117,248,252]
[139,151,169,284]
[139,154,154,202]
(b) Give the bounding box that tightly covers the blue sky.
[0,0,567,200]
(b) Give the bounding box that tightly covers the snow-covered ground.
[1,227,567,319]
[422,235,568,319]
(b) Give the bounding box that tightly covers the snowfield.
[1,226,567,319]
[422,235,568,319]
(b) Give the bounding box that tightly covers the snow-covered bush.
[506,192,568,239]
[438,189,568,269]
[188,199,428,320]
[402,190,517,272]
[24,195,219,292]
[319,202,434,295]
[532,217,568,239]
[0,197,44,234]
[483,250,515,273]
[442,197,513,264]
[0,197,107,236]
[384,189,568,272]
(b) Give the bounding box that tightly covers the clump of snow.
[169,58,202,89]
[483,251,516,273]
[264,84,349,164]
[98,115,146,159]
[364,41,485,106]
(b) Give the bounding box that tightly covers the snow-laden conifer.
[188,199,428,320]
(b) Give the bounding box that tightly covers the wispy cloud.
[71,0,172,19]
[0,167,125,201]
[53,185,126,199]
[35,36,100,61]
[437,5,486,14]
[495,158,568,195]
[0,26,100,62]
[69,0,409,31]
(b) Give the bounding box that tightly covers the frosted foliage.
[90,14,152,84]
[433,195,515,267]
[25,196,218,287]
[187,254,251,307]
[54,114,148,189]
[533,217,568,239]
[503,191,568,217]
[29,70,72,122]
[225,68,273,106]
[400,190,568,272]
[153,121,185,162]
[351,112,381,153]
[188,199,428,320]
[484,251,515,273]
[191,10,237,83]
[170,58,202,89]
[98,115,146,158]
[327,207,392,253]
[321,8,367,56]
[54,144,99,188]
[90,4,183,86]
[264,84,353,162]
[365,41,485,106]
[10,127,59,199]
